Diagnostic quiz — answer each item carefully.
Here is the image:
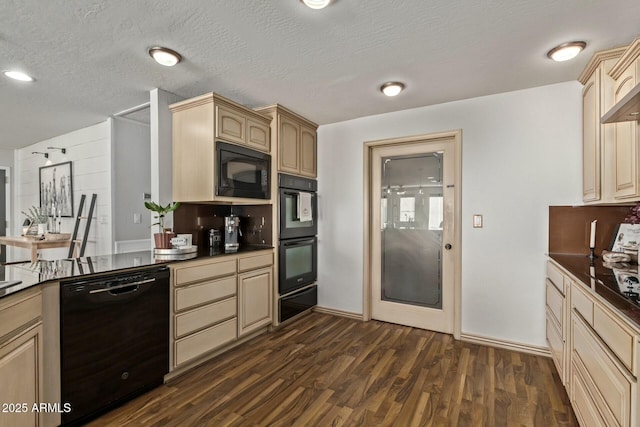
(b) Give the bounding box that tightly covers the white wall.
[0,149,14,168]
[150,89,184,237]
[317,81,582,347]
[0,149,15,240]
[13,121,113,261]
[112,117,151,244]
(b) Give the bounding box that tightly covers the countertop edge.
[0,246,274,300]
[548,253,640,331]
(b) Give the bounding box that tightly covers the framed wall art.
[39,161,74,217]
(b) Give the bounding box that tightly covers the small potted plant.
[21,206,49,236]
[144,201,180,249]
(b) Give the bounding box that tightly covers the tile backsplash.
[549,205,631,255]
[173,203,272,248]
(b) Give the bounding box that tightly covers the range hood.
[601,82,640,124]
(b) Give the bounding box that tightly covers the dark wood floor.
[88,313,577,426]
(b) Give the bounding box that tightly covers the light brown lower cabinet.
[170,250,274,373]
[548,259,639,427]
[0,287,43,427]
[545,262,569,385]
[571,313,634,426]
[571,360,608,427]
[238,267,272,337]
[0,323,43,427]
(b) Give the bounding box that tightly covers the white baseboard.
[460,332,551,358]
[312,308,550,358]
[313,306,364,321]
[114,239,151,254]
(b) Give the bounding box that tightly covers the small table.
[0,236,72,262]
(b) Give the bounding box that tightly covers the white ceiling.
[1,0,639,149]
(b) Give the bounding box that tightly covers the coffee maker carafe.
[224,214,241,252]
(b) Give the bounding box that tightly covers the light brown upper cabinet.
[170,93,271,203]
[608,38,640,200]
[578,47,626,203]
[256,105,318,178]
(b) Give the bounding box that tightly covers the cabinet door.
[172,101,215,202]
[238,267,272,337]
[216,105,246,145]
[613,65,638,199]
[0,324,43,427]
[247,118,270,152]
[582,70,601,202]
[299,125,317,178]
[279,116,300,174]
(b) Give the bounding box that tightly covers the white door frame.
[362,130,462,339]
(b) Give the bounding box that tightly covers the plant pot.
[154,232,176,249]
[37,223,46,236]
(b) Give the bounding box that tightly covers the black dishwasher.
[60,266,170,426]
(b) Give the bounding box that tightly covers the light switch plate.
[473,214,483,228]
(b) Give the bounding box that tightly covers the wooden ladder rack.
[68,194,97,258]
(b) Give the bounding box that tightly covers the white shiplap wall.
[12,120,113,261]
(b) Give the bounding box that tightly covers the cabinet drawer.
[238,252,273,272]
[174,259,236,285]
[546,313,564,381]
[593,305,635,374]
[174,318,237,366]
[0,288,42,341]
[547,261,566,295]
[572,283,594,325]
[175,297,236,339]
[175,276,236,312]
[571,362,608,427]
[546,279,564,330]
[572,315,633,427]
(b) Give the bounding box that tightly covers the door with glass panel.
[370,137,457,333]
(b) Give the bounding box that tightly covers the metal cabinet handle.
[89,278,155,294]
[445,243,452,250]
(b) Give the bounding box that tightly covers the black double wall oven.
[278,173,318,322]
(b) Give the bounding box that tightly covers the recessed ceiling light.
[546,41,587,62]
[301,0,331,9]
[4,70,34,82]
[380,82,405,97]
[148,47,182,67]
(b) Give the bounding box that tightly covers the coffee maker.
[224,214,241,252]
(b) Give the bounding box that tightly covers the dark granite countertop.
[0,245,273,299]
[549,253,640,329]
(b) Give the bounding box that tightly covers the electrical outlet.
[133,213,141,224]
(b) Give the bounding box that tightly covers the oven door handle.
[283,191,315,198]
[283,239,316,247]
[88,278,155,294]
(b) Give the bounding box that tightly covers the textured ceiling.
[1,0,639,149]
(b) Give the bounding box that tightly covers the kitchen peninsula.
[0,245,273,427]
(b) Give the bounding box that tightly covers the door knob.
[445,243,452,250]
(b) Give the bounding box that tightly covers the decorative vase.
[154,232,176,249]
[37,223,46,236]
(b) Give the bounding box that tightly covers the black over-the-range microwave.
[216,141,271,199]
